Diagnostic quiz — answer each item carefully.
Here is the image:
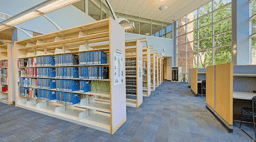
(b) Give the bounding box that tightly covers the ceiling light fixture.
[159,5,168,11]
[0,0,81,31]
[121,22,135,30]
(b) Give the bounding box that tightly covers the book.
[80,81,91,92]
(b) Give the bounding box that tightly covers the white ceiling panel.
[107,0,212,23]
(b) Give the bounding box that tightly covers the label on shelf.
[114,53,124,85]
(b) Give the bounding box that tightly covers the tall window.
[176,0,232,77]
[250,0,256,64]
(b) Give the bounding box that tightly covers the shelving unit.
[14,18,126,135]
[150,51,157,91]
[155,52,159,87]
[0,43,13,105]
[125,40,143,108]
[159,57,163,84]
[142,46,151,97]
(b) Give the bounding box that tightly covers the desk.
[233,91,256,100]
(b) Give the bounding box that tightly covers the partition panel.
[215,63,233,125]
[206,66,215,109]
[191,68,198,95]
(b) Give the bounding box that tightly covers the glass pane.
[199,13,212,28]
[177,26,186,36]
[214,4,231,22]
[152,24,162,36]
[198,49,213,68]
[177,35,186,45]
[187,10,198,22]
[214,18,232,35]
[187,41,198,51]
[199,26,212,39]
[199,37,213,49]
[73,0,85,13]
[199,1,213,17]
[214,32,232,47]
[163,28,166,37]
[214,46,231,65]
[177,16,186,28]
[88,0,101,20]
[187,51,198,72]
[177,54,186,74]
[177,44,186,54]
[155,32,159,37]
[187,32,197,42]
[252,0,256,16]
[166,32,172,39]
[187,21,197,33]
[166,25,172,33]
[252,37,256,64]
[252,18,256,35]
[214,0,232,10]
[140,22,151,35]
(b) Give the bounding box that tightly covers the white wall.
[0,0,96,40]
[125,33,174,65]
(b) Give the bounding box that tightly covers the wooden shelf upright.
[0,43,13,105]
[14,17,126,135]
[142,46,152,97]
[156,53,159,87]
[150,51,157,91]
[125,40,143,108]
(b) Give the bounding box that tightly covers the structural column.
[232,0,250,65]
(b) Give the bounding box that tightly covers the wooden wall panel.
[206,66,215,109]
[191,68,198,94]
[215,63,233,125]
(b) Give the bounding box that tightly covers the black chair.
[201,80,206,94]
[239,96,256,140]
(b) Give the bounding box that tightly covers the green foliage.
[192,0,232,68]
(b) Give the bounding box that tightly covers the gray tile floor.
[0,82,254,142]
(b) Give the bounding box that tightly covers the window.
[250,0,256,64]
[176,0,232,77]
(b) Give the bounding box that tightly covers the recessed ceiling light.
[159,5,168,11]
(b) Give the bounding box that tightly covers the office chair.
[201,80,206,94]
[240,96,256,140]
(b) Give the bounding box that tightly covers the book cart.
[0,43,13,104]
[14,18,126,134]
[142,46,151,97]
[150,51,157,91]
[125,40,143,108]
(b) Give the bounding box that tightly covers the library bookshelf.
[125,40,143,108]
[160,57,164,84]
[14,17,126,135]
[150,51,157,91]
[156,53,159,87]
[142,46,151,97]
[0,43,13,105]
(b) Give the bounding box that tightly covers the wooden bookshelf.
[150,51,157,91]
[156,54,159,87]
[142,47,151,97]
[0,43,13,105]
[125,40,143,108]
[14,18,126,135]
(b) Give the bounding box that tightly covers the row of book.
[79,51,107,65]
[55,54,78,66]
[20,68,37,77]
[0,60,8,68]
[36,56,55,67]
[56,67,78,79]
[20,88,80,105]
[1,77,8,84]
[20,78,91,93]
[79,67,109,79]
[0,69,7,76]
[38,68,56,78]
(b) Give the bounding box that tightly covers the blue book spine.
[72,93,80,105]
[60,68,64,78]
[49,91,56,100]
[71,80,79,91]
[63,67,67,79]
[80,81,91,92]
[69,54,73,65]
[79,53,83,65]
[88,67,91,79]
[91,52,94,64]
[50,79,56,89]
[79,67,82,79]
